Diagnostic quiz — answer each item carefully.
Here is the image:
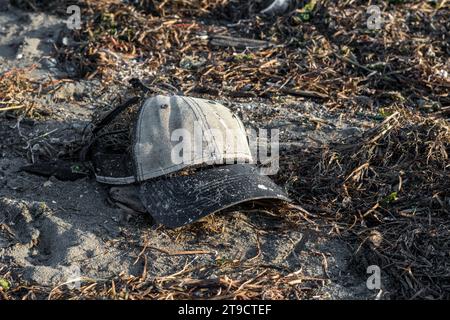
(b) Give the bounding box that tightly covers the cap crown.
[95,95,253,184]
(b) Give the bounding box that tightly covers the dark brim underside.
[139,164,291,228]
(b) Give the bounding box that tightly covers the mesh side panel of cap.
[90,99,141,183]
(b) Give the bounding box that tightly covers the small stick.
[0,105,25,112]
[280,87,329,99]
[148,245,212,256]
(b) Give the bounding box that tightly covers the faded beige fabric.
[96,95,253,184]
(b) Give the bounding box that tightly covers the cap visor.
[139,164,291,228]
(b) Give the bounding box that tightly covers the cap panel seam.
[187,97,221,159]
[133,97,149,180]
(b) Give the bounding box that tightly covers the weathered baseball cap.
[85,95,290,227]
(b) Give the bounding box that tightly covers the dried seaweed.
[280,112,450,299]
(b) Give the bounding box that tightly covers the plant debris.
[280,111,450,299]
